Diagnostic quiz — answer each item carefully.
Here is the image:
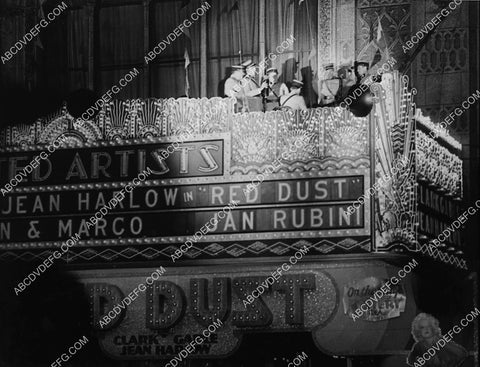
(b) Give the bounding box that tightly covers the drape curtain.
[67,9,89,91]
[39,2,67,94]
[0,12,27,87]
[204,0,317,101]
[265,0,318,105]
[40,0,317,101]
[151,0,201,98]
[99,4,145,98]
[206,0,260,97]
[97,1,201,98]
[265,0,317,78]
[60,0,202,99]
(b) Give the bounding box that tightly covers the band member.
[240,59,267,112]
[262,68,288,112]
[338,63,356,99]
[354,61,370,84]
[279,79,307,110]
[224,64,246,112]
[319,63,342,106]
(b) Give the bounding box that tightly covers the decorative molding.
[373,74,418,252]
[420,104,469,135]
[0,238,372,263]
[358,0,410,7]
[356,1,411,70]
[415,108,463,151]
[371,72,465,268]
[416,130,463,196]
[230,157,370,175]
[1,99,369,170]
[318,0,334,75]
[418,28,469,74]
[418,242,467,269]
[335,0,356,67]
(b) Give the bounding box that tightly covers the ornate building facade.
[0,1,478,367]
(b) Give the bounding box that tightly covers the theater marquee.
[0,133,371,254]
[82,264,340,359]
[76,259,414,359]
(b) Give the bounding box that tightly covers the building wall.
[411,0,479,272]
[0,0,28,87]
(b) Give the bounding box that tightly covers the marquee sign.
[82,264,339,359]
[0,134,371,250]
[0,134,228,188]
[76,259,414,359]
[417,183,462,246]
[0,176,367,243]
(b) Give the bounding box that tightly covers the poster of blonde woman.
[407,313,468,367]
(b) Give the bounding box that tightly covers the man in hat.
[354,61,370,84]
[239,59,267,112]
[279,79,307,111]
[262,68,288,112]
[338,62,356,99]
[319,63,342,106]
[224,64,246,112]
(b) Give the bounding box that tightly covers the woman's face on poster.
[418,319,434,339]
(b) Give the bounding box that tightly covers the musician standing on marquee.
[319,63,342,106]
[262,68,288,112]
[224,64,246,112]
[279,79,307,111]
[240,59,267,112]
[354,60,370,84]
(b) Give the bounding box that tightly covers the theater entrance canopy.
[0,72,466,360]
